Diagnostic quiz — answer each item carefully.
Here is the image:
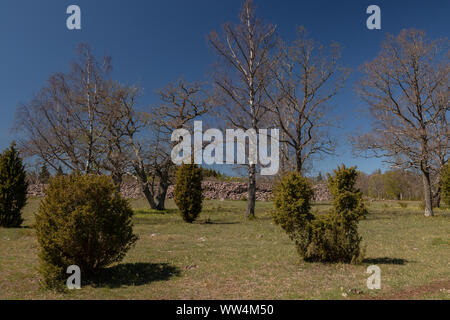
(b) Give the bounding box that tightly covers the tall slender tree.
[208,0,276,218]
[0,143,28,228]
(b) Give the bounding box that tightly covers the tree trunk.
[422,171,434,217]
[155,179,169,211]
[432,186,441,208]
[111,171,123,192]
[141,182,157,210]
[247,163,256,219]
[295,149,303,174]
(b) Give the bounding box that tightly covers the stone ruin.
[27,181,331,202]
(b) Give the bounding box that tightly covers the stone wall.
[27,181,331,202]
[27,184,47,198]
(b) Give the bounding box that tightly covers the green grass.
[0,198,449,300]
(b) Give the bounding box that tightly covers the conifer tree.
[174,163,203,223]
[273,165,367,263]
[38,164,51,184]
[0,143,28,228]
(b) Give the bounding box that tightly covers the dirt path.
[356,279,450,300]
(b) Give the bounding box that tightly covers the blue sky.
[0,0,448,176]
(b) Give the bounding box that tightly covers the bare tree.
[15,43,212,211]
[208,0,276,218]
[115,80,211,210]
[429,89,449,207]
[98,84,161,207]
[354,29,449,217]
[149,80,211,210]
[266,27,348,174]
[97,81,140,188]
[14,43,111,174]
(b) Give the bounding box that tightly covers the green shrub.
[272,172,314,236]
[398,202,408,208]
[174,163,203,223]
[327,165,367,222]
[35,174,138,289]
[298,214,362,263]
[0,143,28,228]
[442,163,450,206]
[272,166,366,264]
[304,165,366,263]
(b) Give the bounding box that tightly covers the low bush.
[35,174,138,289]
[273,166,367,263]
[398,202,408,208]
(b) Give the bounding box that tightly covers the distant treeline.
[357,170,424,201]
[314,169,423,201]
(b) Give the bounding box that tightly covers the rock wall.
[27,181,331,202]
[312,183,332,202]
[27,184,47,198]
[167,181,274,201]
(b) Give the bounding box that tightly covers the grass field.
[0,198,449,300]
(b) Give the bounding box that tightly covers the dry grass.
[0,198,449,300]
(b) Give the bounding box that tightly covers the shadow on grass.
[200,220,240,225]
[134,209,179,215]
[86,263,181,288]
[0,225,33,229]
[363,257,409,265]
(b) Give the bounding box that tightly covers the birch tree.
[208,0,276,218]
[14,43,111,174]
